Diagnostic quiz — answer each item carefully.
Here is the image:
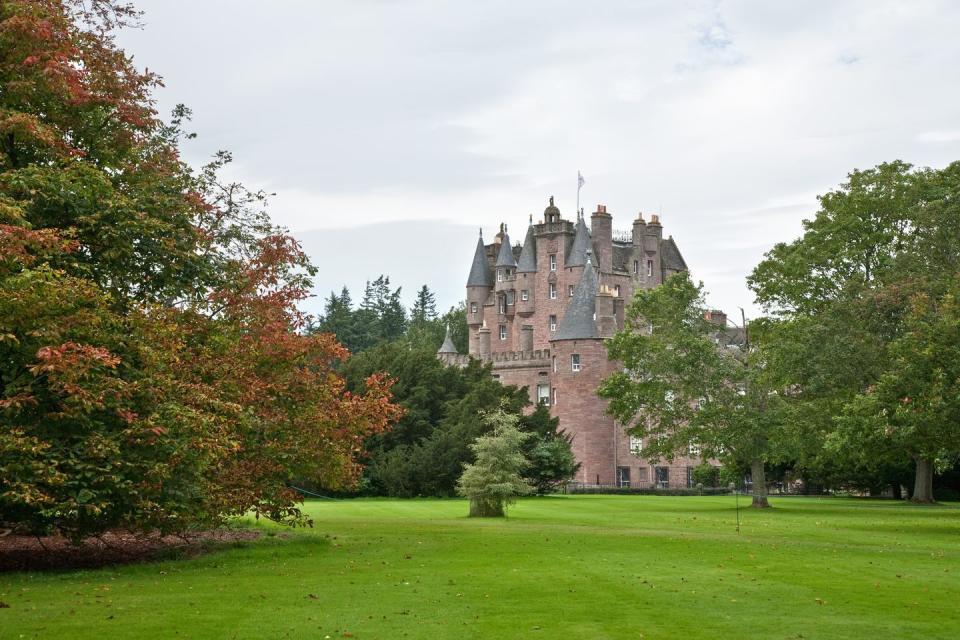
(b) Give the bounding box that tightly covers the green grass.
[2,496,959,639]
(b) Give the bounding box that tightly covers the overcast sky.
[117,0,960,321]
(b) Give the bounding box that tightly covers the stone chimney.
[632,212,647,247]
[705,310,727,328]
[590,204,613,273]
[595,284,617,337]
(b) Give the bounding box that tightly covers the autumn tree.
[0,0,401,539]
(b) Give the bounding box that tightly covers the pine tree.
[457,408,533,517]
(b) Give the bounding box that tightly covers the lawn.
[1,495,958,639]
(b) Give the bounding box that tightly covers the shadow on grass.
[0,526,327,573]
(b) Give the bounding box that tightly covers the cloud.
[118,0,960,317]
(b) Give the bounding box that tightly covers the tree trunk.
[912,457,935,503]
[750,458,771,508]
[469,497,505,517]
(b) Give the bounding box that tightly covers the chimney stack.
[590,204,613,273]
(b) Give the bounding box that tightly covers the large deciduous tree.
[598,272,786,507]
[0,0,400,539]
[748,161,960,502]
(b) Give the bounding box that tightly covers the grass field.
[1,495,958,639]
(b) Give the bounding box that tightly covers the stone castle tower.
[440,197,706,488]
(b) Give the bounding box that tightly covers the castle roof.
[495,229,518,267]
[437,325,458,354]
[466,233,492,287]
[661,236,688,272]
[552,254,599,341]
[565,215,591,267]
[516,222,537,272]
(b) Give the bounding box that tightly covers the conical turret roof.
[553,253,599,341]
[565,215,591,267]
[517,219,537,273]
[467,232,493,287]
[495,228,517,268]
[437,325,458,354]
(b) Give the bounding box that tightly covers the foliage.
[340,342,527,497]
[748,160,960,501]
[518,405,579,494]
[598,272,785,507]
[456,407,533,517]
[0,0,400,539]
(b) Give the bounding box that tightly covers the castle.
[438,197,710,488]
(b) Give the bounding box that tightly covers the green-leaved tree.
[457,408,533,517]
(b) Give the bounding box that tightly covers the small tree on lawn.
[457,408,533,517]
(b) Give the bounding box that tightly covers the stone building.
[438,197,712,489]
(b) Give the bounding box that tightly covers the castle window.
[470,302,478,314]
[499,297,506,314]
[571,354,581,372]
[568,284,574,297]
[497,269,503,282]
[552,355,557,372]
[499,324,507,340]
[647,260,653,277]
[506,291,515,306]
[550,254,557,271]
[506,268,512,278]
[634,260,639,274]
[549,283,557,299]
[629,435,643,455]
[549,315,557,332]
[521,289,529,301]
[537,384,550,405]
[615,285,621,297]
[553,387,558,405]
[617,466,631,488]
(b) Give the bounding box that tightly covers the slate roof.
[517,223,537,272]
[565,217,591,267]
[466,235,492,287]
[495,231,518,267]
[437,325,458,354]
[552,255,599,341]
[661,236,688,272]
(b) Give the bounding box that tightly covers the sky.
[116,0,960,321]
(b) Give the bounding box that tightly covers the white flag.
[578,171,585,190]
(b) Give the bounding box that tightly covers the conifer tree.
[457,408,533,517]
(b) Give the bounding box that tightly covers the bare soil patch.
[0,529,260,572]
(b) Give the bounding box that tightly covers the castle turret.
[466,229,493,355]
[565,214,591,268]
[516,218,537,317]
[590,204,613,274]
[477,322,491,358]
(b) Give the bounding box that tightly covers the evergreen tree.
[457,408,533,517]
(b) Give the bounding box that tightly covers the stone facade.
[441,197,713,489]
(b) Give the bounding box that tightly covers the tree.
[341,343,527,497]
[0,0,402,539]
[748,161,960,501]
[457,407,533,517]
[519,405,579,494]
[598,272,785,507]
